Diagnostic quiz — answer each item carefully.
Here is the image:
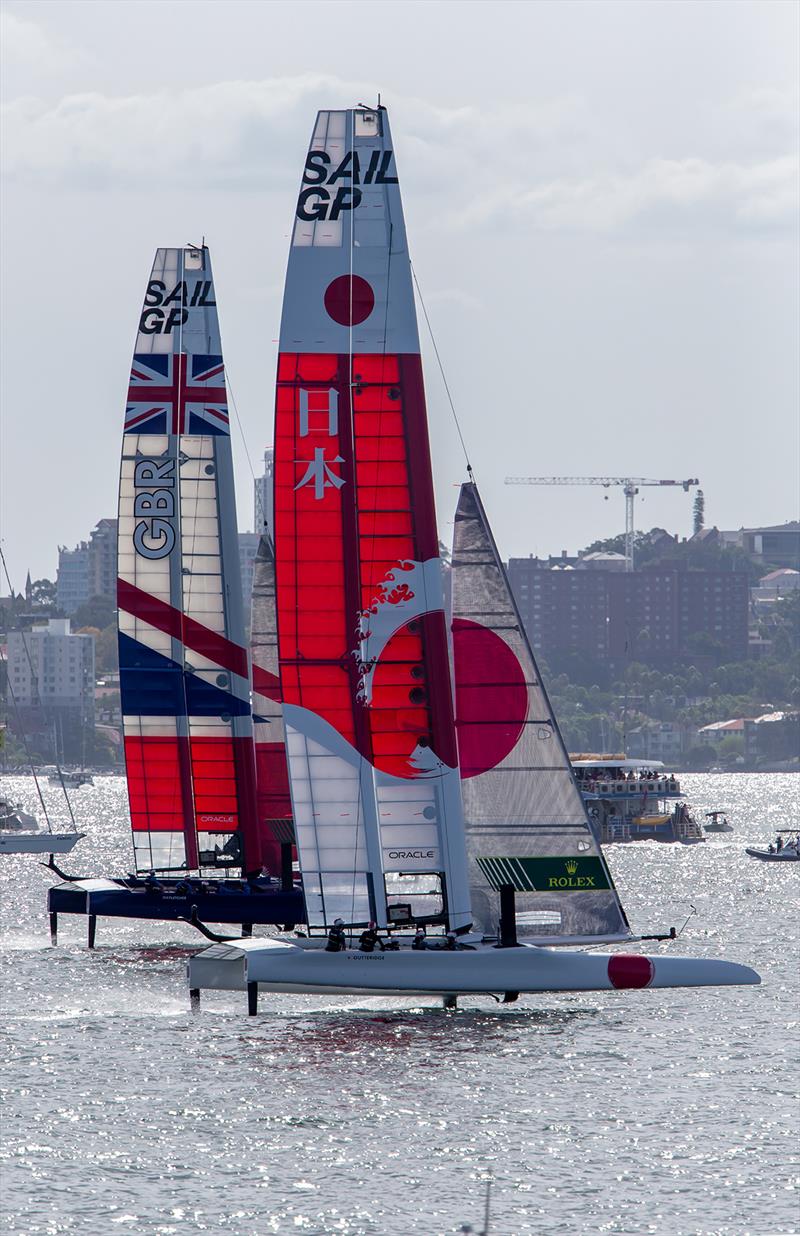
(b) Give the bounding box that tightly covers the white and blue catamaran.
[188,105,759,1008]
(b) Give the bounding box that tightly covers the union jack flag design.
[125,353,229,436]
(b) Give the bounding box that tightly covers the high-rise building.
[7,618,95,762]
[508,557,750,666]
[56,542,90,615]
[88,519,118,601]
[238,532,260,619]
[254,448,274,538]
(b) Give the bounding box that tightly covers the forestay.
[273,107,471,932]
[118,246,260,874]
[451,483,631,942]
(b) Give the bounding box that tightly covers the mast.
[118,246,260,874]
[451,482,630,942]
[273,107,471,931]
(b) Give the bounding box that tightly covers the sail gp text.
[296,148,397,221]
[132,457,176,559]
[138,279,216,335]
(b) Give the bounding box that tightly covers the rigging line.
[410,261,473,480]
[0,647,52,830]
[0,544,75,825]
[225,368,258,487]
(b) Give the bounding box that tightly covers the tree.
[73,594,115,631]
[717,734,744,762]
[30,578,58,610]
[692,490,705,535]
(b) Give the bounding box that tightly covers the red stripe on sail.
[118,578,248,679]
[253,664,282,702]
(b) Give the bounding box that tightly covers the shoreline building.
[56,542,90,616]
[7,618,95,763]
[508,556,749,667]
[254,447,274,538]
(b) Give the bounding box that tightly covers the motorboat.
[704,811,733,833]
[48,771,94,788]
[746,832,800,862]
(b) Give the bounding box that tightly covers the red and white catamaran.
[188,106,759,1007]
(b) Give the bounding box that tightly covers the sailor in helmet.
[411,926,427,951]
[358,921,384,953]
[325,917,347,953]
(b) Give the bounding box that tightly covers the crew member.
[326,918,347,952]
[411,927,427,951]
[358,922,384,953]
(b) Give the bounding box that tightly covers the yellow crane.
[504,476,700,571]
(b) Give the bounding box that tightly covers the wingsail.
[273,108,471,930]
[118,246,260,874]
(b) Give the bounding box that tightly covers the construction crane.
[504,476,700,571]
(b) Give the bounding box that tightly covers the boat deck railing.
[578,776,681,798]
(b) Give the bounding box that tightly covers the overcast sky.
[1,0,797,588]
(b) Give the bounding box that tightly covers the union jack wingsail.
[273,107,471,931]
[118,246,261,875]
[451,482,630,942]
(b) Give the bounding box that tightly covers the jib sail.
[118,246,260,874]
[451,483,631,943]
[273,107,471,931]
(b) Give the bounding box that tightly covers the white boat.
[48,771,94,788]
[0,795,85,854]
[704,811,733,833]
[187,103,760,1008]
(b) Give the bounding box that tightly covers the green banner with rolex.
[476,855,611,893]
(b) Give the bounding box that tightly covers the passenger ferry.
[571,756,705,845]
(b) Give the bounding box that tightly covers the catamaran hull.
[0,832,85,855]
[187,938,760,998]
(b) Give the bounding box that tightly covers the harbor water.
[1,773,798,1235]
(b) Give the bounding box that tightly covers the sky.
[1,0,798,588]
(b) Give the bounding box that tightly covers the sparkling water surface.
[1,773,798,1236]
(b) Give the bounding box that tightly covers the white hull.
[188,937,760,998]
[0,831,85,855]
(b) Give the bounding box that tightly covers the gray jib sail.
[451,483,630,942]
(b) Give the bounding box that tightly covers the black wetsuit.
[326,926,346,953]
[358,929,384,953]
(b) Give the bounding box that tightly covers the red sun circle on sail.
[452,618,528,778]
[324,275,375,325]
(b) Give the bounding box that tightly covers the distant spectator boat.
[571,757,705,844]
[47,771,94,789]
[0,794,84,855]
